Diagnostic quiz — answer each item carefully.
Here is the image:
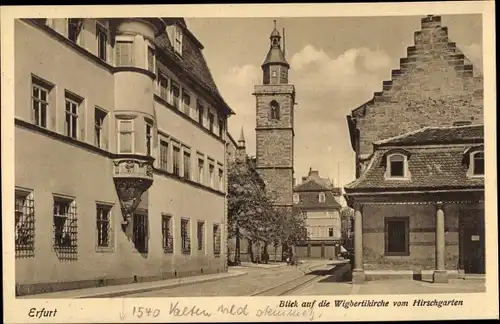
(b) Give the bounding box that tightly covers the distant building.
[345,15,484,284]
[14,17,233,295]
[293,169,343,259]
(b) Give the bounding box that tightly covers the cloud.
[460,43,483,72]
[223,64,261,87]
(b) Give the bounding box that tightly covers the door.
[461,213,485,274]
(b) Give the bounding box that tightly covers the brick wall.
[257,168,293,205]
[362,203,460,270]
[256,130,293,167]
[352,15,483,160]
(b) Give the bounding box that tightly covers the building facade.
[293,169,343,259]
[344,15,484,284]
[254,21,295,223]
[14,17,233,295]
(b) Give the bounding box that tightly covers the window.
[213,224,221,256]
[158,74,169,101]
[159,140,169,171]
[198,158,204,184]
[68,18,83,44]
[96,22,107,61]
[209,164,215,188]
[146,122,153,156]
[162,215,173,253]
[385,217,409,256]
[218,118,224,138]
[272,71,277,77]
[328,228,334,237]
[174,24,183,55]
[218,168,224,191]
[197,221,205,251]
[53,196,78,260]
[270,100,280,120]
[472,151,484,176]
[281,69,287,79]
[147,46,155,73]
[94,108,107,148]
[118,120,134,153]
[15,190,35,258]
[133,212,148,253]
[115,40,134,66]
[319,192,326,203]
[31,77,51,128]
[389,154,405,178]
[293,193,300,204]
[197,100,204,125]
[173,146,181,176]
[181,218,190,254]
[65,94,80,139]
[171,81,180,108]
[182,91,191,115]
[208,112,215,133]
[183,150,191,180]
[96,204,112,249]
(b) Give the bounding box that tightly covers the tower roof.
[262,20,289,68]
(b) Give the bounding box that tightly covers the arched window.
[388,154,406,178]
[471,151,484,176]
[270,100,280,120]
[319,192,326,203]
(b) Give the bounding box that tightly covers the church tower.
[254,20,295,211]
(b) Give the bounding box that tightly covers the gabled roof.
[294,178,330,192]
[345,125,485,192]
[155,21,234,116]
[374,124,484,147]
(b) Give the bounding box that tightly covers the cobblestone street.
[126,262,314,297]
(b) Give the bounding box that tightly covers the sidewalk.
[237,261,287,269]
[19,269,247,299]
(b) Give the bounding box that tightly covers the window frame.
[293,193,300,204]
[197,221,205,251]
[15,188,35,258]
[170,81,181,109]
[471,151,485,177]
[318,192,326,203]
[270,100,280,120]
[145,121,153,156]
[52,195,78,260]
[213,223,221,256]
[159,137,169,172]
[208,111,215,133]
[183,148,191,180]
[31,76,52,128]
[67,18,83,45]
[197,100,204,126]
[117,119,135,154]
[146,43,155,73]
[181,218,191,255]
[162,214,173,254]
[94,107,108,149]
[115,37,135,67]
[384,216,410,256]
[64,92,81,140]
[198,156,205,184]
[385,153,410,180]
[173,24,183,55]
[96,21,108,62]
[172,143,181,176]
[158,73,169,102]
[133,211,148,254]
[96,203,113,252]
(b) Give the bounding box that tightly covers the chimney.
[301,176,307,182]
[310,170,320,179]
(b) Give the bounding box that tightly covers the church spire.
[238,127,246,147]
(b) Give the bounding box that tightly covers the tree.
[227,157,274,264]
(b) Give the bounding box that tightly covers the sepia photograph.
[1,2,498,323]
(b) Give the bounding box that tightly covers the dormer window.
[319,192,326,203]
[293,193,300,204]
[384,151,411,180]
[471,151,484,176]
[174,25,183,55]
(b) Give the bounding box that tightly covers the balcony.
[112,155,155,225]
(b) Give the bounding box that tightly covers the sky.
[186,14,482,187]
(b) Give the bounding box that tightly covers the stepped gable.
[349,15,483,157]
